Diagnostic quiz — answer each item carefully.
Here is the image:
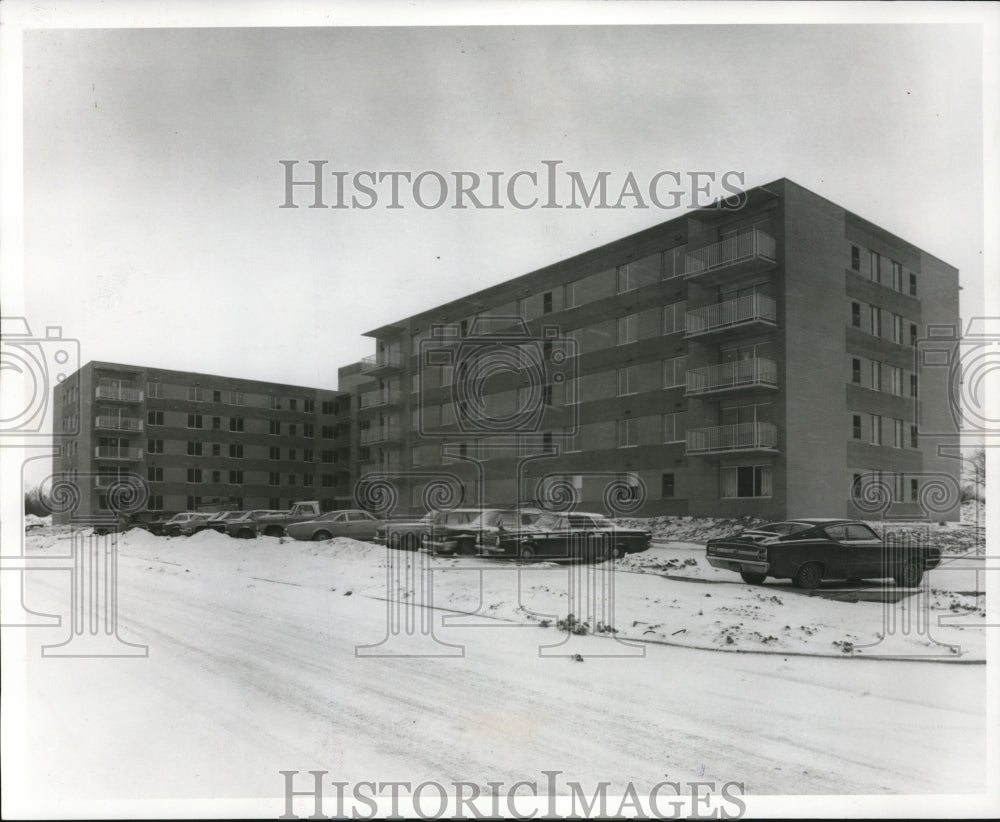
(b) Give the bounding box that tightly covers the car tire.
[521,544,537,561]
[894,560,923,588]
[740,571,767,585]
[313,530,332,542]
[459,540,476,556]
[236,528,256,539]
[793,562,823,590]
[389,533,401,550]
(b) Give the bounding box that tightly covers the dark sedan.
[425,507,544,555]
[488,511,652,562]
[705,518,941,588]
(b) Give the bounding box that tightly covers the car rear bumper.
[707,557,770,574]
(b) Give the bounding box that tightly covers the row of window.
[146,439,342,462]
[146,383,343,414]
[852,471,922,503]
[850,356,918,397]
[850,301,919,345]
[851,414,918,448]
[850,245,918,296]
[119,496,340,512]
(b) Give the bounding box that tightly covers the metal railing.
[360,351,403,372]
[685,293,777,336]
[359,388,402,409]
[686,358,778,395]
[360,424,402,444]
[95,385,143,402]
[686,422,778,454]
[95,416,144,432]
[94,446,143,460]
[685,229,776,277]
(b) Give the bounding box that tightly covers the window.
[564,280,579,308]
[321,450,334,463]
[851,245,860,271]
[229,470,244,485]
[269,473,280,486]
[303,474,314,487]
[288,448,298,461]
[663,356,687,388]
[910,425,919,449]
[230,391,245,406]
[303,424,314,438]
[910,374,918,398]
[892,313,903,344]
[322,474,335,488]
[852,415,862,440]
[661,473,675,498]
[230,417,244,432]
[187,413,203,429]
[269,420,281,435]
[211,443,221,457]
[617,418,637,448]
[617,313,638,345]
[212,416,222,430]
[721,465,772,498]
[870,414,882,445]
[910,478,919,502]
[187,386,204,402]
[149,496,164,511]
[187,441,203,456]
[869,250,881,283]
[288,473,297,486]
[910,323,918,347]
[186,496,202,510]
[289,424,298,436]
[890,366,903,396]
[662,301,686,335]
[851,302,861,328]
[870,360,882,391]
[891,261,903,292]
[229,443,244,458]
[147,410,163,426]
[542,291,553,314]
[147,382,163,399]
[909,273,917,296]
[269,446,280,460]
[289,399,298,412]
[269,498,281,509]
[212,470,221,483]
[187,468,202,483]
[147,466,163,482]
[617,265,635,293]
[851,358,861,384]
[869,305,882,337]
[213,390,222,403]
[321,425,334,439]
[663,412,685,443]
[893,419,905,448]
[617,366,636,396]
[321,400,335,415]
[304,449,314,462]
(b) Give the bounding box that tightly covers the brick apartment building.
[349,178,961,520]
[52,178,962,523]
[52,363,353,521]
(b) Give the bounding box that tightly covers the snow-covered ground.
[4,523,994,817]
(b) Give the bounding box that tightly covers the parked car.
[204,511,244,533]
[225,510,285,539]
[705,518,942,588]
[285,509,384,542]
[255,501,323,537]
[374,508,482,551]
[425,507,544,555]
[489,511,652,561]
[163,512,213,537]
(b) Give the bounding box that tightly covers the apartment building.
[352,178,961,519]
[52,362,353,522]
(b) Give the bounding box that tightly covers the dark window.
[269,447,280,460]
[543,384,553,406]
[852,415,862,440]
[303,424,314,438]
[851,302,861,328]
[212,443,221,457]
[289,399,298,411]
[146,410,163,426]
[910,479,919,501]
[269,497,280,509]
[304,399,315,413]
[212,416,221,430]
[213,390,221,403]
[212,470,221,483]
[187,441,203,456]
[289,474,297,486]
[303,449,314,462]
[322,425,335,438]
[289,448,297,461]
[149,496,163,511]
[229,443,243,458]
[147,466,163,482]
[321,450,334,463]
[230,417,244,432]
[187,468,202,483]
[229,470,244,484]
[268,472,280,486]
[662,473,675,498]
[850,245,860,271]
[909,273,917,296]
[851,358,861,384]
[910,323,918,346]
[543,292,553,314]
[187,413,203,429]
[289,424,298,436]
[910,425,919,449]
[460,319,469,336]
[910,374,918,398]
[270,421,281,435]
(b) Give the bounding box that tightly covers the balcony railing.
[360,352,404,373]
[684,229,776,279]
[94,475,131,489]
[95,415,144,432]
[359,388,402,409]
[686,358,778,396]
[360,424,403,444]
[686,422,778,455]
[95,385,143,402]
[685,293,777,338]
[94,446,143,460]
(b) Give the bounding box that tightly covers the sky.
[8,6,993,398]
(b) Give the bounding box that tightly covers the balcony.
[359,388,402,409]
[360,424,403,445]
[685,294,777,338]
[94,446,143,461]
[95,415,143,432]
[685,358,778,396]
[686,422,778,456]
[94,475,132,489]
[684,229,776,284]
[95,385,143,403]
[360,351,404,375]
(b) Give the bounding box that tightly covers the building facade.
[52,362,353,522]
[353,178,961,520]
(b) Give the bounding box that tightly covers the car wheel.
[894,560,923,588]
[389,533,401,550]
[793,562,823,590]
[313,530,332,542]
[403,533,419,551]
[740,571,767,585]
[459,540,476,556]
[236,528,256,539]
[521,544,537,561]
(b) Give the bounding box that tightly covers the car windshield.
[317,512,343,521]
[469,511,505,528]
[533,513,564,530]
[754,522,813,536]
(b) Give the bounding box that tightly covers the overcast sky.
[9,6,995,397]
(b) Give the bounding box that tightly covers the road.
[5,530,990,816]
